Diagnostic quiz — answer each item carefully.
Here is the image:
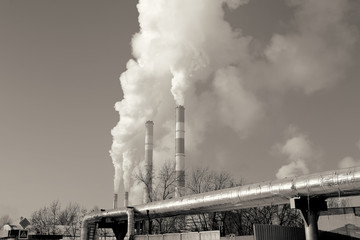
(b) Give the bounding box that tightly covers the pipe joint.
[126,207,135,240]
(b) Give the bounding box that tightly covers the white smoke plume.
[275,127,318,179]
[338,139,360,168]
[251,0,358,94]
[339,157,360,169]
[110,0,258,197]
[110,0,359,197]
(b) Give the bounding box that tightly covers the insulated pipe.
[81,167,360,240]
[113,194,118,209]
[175,105,185,198]
[144,121,154,203]
[126,208,135,239]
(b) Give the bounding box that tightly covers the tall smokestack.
[113,193,118,209]
[175,105,185,198]
[124,192,129,207]
[144,121,154,203]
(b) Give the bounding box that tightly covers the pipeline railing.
[81,167,360,240]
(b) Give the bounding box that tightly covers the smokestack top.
[113,193,118,209]
[145,120,154,125]
[124,191,129,207]
[176,106,185,123]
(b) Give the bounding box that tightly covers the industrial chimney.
[144,121,154,203]
[113,193,118,209]
[124,192,129,207]
[175,105,185,198]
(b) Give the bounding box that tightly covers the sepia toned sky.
[1,0,360,220]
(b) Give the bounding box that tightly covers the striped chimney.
[124,192,129,207]
[113,193,118,209]
[144,121,154,203]
[175,105,185,198]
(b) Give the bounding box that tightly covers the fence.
[253,224,304,240]
[134,231,220,240]
[221,235,253,240]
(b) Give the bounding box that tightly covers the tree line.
[1,203,93,239]
[30,201,90,238]
[136,161,303,236]
[2,162,304,238]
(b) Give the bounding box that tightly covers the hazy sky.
[1,0,360,220]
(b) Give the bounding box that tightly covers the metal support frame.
[81,167,360,240]
[290,197,327,240]
[111,222,127,240]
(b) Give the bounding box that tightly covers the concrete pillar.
[290,197,327,240]
[304,209,319,240]
[112,222,127,240]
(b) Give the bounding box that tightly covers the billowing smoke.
[338,139,360,168]
[110,0,359,199]
[110,0,258,197]
[339,157,360,169]
[275,127,319,179]
[259,0,358,94]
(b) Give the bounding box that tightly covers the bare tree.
[276,204,303,227]
[0,215,12,229]
[135,160,181,234]
[137,163,302,236]
[186,167,302,236]
[58,202,88,240]
[220,204,303,236]
[135,166,154,203]
[224,209,244,235]
[31,201,88,237]
[31,206,52,234]
[187,167,215,194]
[135,160,178,202]
[186,167,240,234]
[48,200,61,234]
[155,160,178,201]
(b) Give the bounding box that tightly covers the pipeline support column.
[290,197,327,240]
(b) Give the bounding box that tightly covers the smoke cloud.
[338,139,360,169]
[261,0,358,94]
[110,0,258,196]
[275,127,319,179]
[110,0,359,197]
[339,157,360,169]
